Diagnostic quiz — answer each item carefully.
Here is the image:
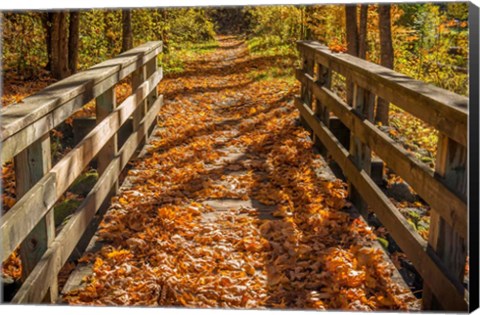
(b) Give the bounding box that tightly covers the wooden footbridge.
[0,40,468,311]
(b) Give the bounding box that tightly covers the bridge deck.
[60,37,418,310]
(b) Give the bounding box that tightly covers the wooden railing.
[0,41,163,303]
[295,41,468,311]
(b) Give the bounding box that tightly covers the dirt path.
[62,36,418,310]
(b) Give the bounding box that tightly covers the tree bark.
[68,11,80,74]
[49,12,70,80]
[122,10,133,52]
[305,5,314,40]
[345,4,358,56]
[358,4,368,59]
[345,5,358,106]
[376,4,394,125]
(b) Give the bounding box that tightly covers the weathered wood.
[296,70,467,238]
[14,134,58,302]
[0,69,163,262]
[145,56,159,137]
[423,134,467,310]
[96,87,118,178]
[348,84,375,216]
[1,42,162,163]
[94,86,119,244]
[299,49,314,132]
[132,64,147,130]
[295,97,467,310]
[73,117,133,149]
[313,63,331,154]
[12,95,163,303]
[297,41,468,146]
[146,57,158,109]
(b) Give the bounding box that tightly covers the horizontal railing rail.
[1,41,163,164]
[296,40,468,311]
[1,41,163,303]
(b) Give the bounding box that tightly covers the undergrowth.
[161,39,220,74]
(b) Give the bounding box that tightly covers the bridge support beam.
[15,134,58,302]
[348,84,375,216]
[423,134,467,311]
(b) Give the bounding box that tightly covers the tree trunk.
[345,4,358,56]
[345,5,358,106]
[50,12,70,80]
[68,11,80,74]
[358,4,368,59]
[305,5,314,40]
[122,10,133,52]
[376,4,394,125]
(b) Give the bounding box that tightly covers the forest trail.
[61,36,418,310]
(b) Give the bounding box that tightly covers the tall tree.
[304,5,314,40]
[68,11,80,74]
[122,10,133,52]
[50,12,70,79]
[345,4,358,105]
[345,4,358,56]
[358,5,368,59]
[376,4,394,125]
[43,12,79,79]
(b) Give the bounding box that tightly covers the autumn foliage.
[61,37,418,310]
[0,3,469,308]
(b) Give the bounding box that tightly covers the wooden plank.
[14,134,58,302]
[96,87,118,179]
[95,85,119,236]
[132,63,147,132]
[313,63,331,155]
[12,95,163,303]
[1,43,162,163]
[0,69,163,262]
[0,42,162,139]
[145,57,159,138]
[296,70,467,238]
[348,84,375,216]
[423,134,467,310]
[145,56,158,110]
[299,49,314,132]
[295,97,467,310]
[297,41,468,146]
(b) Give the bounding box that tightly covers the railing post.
[14,134,58,302]
[132,63,147,142]
[300,49,314,134]
[313,63,331,155]
[146,57,158,109]
[96,87,118,191]
[68,87,120,263]
[423,134,467,311]
[145,56,158,137]
[348,84,375,216]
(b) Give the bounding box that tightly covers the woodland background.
[1,3,468,93]
[1,3,469,165]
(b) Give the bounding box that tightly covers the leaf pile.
[61,36,417,310]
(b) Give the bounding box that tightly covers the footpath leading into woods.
[61,36,418,310]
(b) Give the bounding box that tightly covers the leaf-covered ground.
[62,36,419,310]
